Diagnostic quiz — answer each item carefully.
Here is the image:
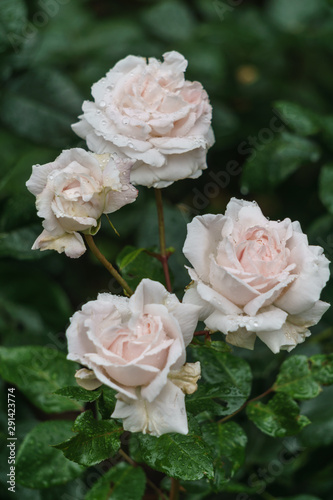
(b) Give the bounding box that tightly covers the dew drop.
[122,118,129,125]
[128,142,134,149]
[100,100,106,108]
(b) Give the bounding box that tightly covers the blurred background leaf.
[1,0,333,498]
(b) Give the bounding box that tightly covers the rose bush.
[66,279,201,436]
[72,51,214,188]
[183,198,330,353]
[26,148,137,258]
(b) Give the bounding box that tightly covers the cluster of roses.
[27,52,330,437]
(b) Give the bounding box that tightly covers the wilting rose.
[67,279,201,436]
[26,148,137,258]
[72,51,214,188]
[183,198,330,353]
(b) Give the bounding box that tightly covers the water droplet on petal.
[100,100,106,108]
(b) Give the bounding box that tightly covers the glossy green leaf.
[190,347,252,416]
[319,163,333,215]
[116,245,165,289]
[85,462,146,500]
[274,101,320,136]
[97,386,118,420]
[246,393,310,437]
[54,411,122,467]
[274,355,323,399]
[202,421,247,489]
[55,386,102,403]
[0,69,81,147]
[136,417,214,481]
[16,421,85,489]
[241,132,321,192]
[310,354,333,385]
[0,346,82,413]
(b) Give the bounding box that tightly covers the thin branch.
[169,478,180,500]
[84,234,133,296]
[118,449,168,500]
[218,386,274,424]
[154,189,172,293]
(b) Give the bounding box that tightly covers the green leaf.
[310,354,333,385]
[54,410,122,467]
[189,347,252,416]
[97,386,118,420]
[136,416,214,481]
[268,0,325,32]
[0,69,82,147]
[116,245,165,289]
[274,101,320,136]
[85,462,146,500]
[274,355,323,399]
[55,386,102,403]
[246,393,310,437]
[300,386,333,448]
[16,420,85,489]
[202,421,247,489]
[186,383,246,419]
[319,163,333,215]
[241,132,321,192]
[0,0,27,53]
[0,226,49,260]
[142,1,196,42]
[0,346,82,413]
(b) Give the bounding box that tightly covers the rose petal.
[32,230,86,258]
[112,381,188,436]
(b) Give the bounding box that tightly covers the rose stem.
[84,234,133,296]
[154,188,172,293]
[118,449,168,500]
[170,478,180,500]
[218,386,274,424]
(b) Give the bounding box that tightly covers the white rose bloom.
[183,198,330,353]
[66,279,201,436]
[72,51,214,189]
[26,148,137,258]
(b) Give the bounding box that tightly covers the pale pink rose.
[72,51,214,188]
[183,198,330,353]
[26,148,137,258]
[66,279,201,436]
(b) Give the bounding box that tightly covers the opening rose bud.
[26,148,138,258]
[66,279,201,436]
[183,198,330,353]
[72,51,215,188]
